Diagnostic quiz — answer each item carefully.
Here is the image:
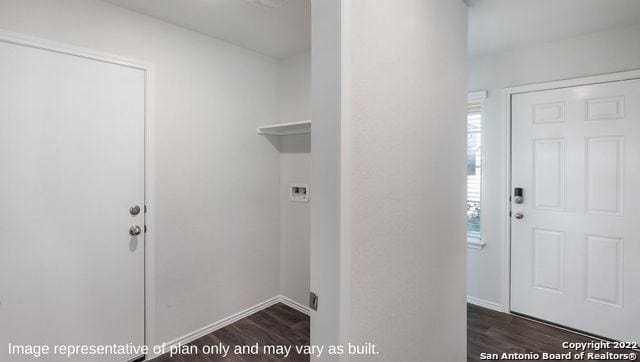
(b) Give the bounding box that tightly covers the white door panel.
[511,79,640,343]
[0,41,145,361]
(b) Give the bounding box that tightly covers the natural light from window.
[467,99,482,244]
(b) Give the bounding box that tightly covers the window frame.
[467,90,487,250]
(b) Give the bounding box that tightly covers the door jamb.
[0,30,158,354]
[501,69,640,314]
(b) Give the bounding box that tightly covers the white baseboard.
[150,296,281,359]
[276,295,311,315]
[467,296,505,312]
[148,295,310,360]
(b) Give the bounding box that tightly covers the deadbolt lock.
[514,187,524,204]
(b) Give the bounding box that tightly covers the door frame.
[501,69,640,314]
[0,30,158,355]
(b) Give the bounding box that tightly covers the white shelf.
[257,120,311,136]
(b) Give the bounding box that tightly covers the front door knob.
[514,212,524,219]
[129,225,142,236]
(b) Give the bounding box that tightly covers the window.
[467,91,486,248]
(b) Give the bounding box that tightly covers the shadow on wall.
[265,134,311,153]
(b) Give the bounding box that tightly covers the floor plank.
[153,303,309,362]
[153,302,637,361]
[468,304,639,361]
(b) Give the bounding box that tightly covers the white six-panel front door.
[0,39,145,361]
[511,78,640,343]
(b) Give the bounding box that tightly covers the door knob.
[129,225,142,236]
[129,205,141,216]
[514,212,524,219]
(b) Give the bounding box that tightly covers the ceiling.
[104,0,640,59]
[468,0,640,56]
[103,0,310,59]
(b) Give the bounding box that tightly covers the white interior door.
[0,39,145,361]
[511,78,640,343]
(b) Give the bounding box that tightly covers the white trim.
[155,295,309,358]
[467,296,504,312]
[467,90,487,251]
[143,64,158,358]
[467,239,486,250]
[158,296,281,355]
[504,70,640,96]
[501,69,640,315]
[0,29,158,358]
[277,295,312,315]
[468,90,487,101]
[500,88,512,314]
[0,28,150,71]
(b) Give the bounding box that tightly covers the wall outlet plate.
[289,184,309,203]
[309,292,318,311]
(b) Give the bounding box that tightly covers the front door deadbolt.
[514,188,524,204]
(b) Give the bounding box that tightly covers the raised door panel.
[586,137,624,216]
[585,235,623,308]
[533,229,564,294]
[533,138,565,211]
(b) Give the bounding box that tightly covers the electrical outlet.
[309,292,318,311]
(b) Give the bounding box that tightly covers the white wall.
[277,52,311,306]
[468,24,640,309]
[0,0,281,346]
[278,52,312,125]
[310,0,343,357]
[342,1,468,360]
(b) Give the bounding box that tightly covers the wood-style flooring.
[468,303,639,361]
[153,303,309,362]
[153,302,637,361]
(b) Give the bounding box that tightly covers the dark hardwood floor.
[154,303,309,362]
[153,302,637,361]
[468,304,638,361]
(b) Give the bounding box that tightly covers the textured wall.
[343,1,468,360]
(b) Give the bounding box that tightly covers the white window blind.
[467,91,485,246]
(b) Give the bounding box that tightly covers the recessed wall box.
[290,184,309,203]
